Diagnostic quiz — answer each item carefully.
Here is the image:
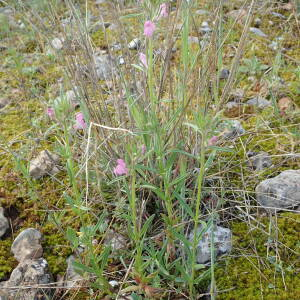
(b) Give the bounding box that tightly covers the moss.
[90,29,107,48]
[0,238,17,280]
[42,223,72,276]
[214,213,300,300]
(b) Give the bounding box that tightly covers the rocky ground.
[0,0,299,299]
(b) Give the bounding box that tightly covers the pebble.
[249,27,267,38]
[219,68,230,80]
[0,98,10,109]
[247,151,272,171]
[94,54,115,80]
[195,9,209,15]
[221,120,245,139]
[51,37,64,50]
[246,96,271,108]
[128,38,141,50]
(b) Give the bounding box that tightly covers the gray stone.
[0,98,10,109]
[221,120,245,139]
[65,255,84,289]
[128,38,141,50]
[66,87,80,107]
[219,69,230,80]
[256,170,300,209]
[271,12,285,18]
[247,151,272,171]
[189,224,232,264]
[254,17,262,27]
[94,54,115,80]
[2,258,53,300]
[0,207,9,238]
[229,88,244,102]
[29,150,60,179]
[249,27,267,37]
[188,36,199,44]
[246,96,271,108]
[104,230,126,251]
[225,101,240,109]
[12,228,43,262]
[195,9,209,15]
[51,37,64,50]
[200,25,212,34]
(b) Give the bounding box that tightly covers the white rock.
[128,38,141,50]
[51,37,64,50]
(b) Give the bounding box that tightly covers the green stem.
[190,131,206,298]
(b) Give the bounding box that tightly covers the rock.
[0,98,10,109]
[12,228,43,262]
[220,120,245,139]
[66,87,80,107]
[229,88,244,102]
[2,258,53,300]
[65,255,84,289]
[247,151,272,171]
[278,97,292,112]
[51,37,64,50]
[188,36,199,44]
[256,170,300,209]
[128,38,141,50]
[94,54,115,80]
[246,96,271,108]
[104,230,126,251]
[200,21,212,33]
[29,150,60,179]
[227,9,247,24]
[254,17,262,27]
[195,9,209,15]
[189,224,232,264]
[219,68,230,80]
[0,207,9,238]
[249,27,267,37]
[118,56,125,65]
[270,12,285,18]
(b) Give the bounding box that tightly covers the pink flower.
[208,136,219,146]
[141,144,146,154]
[139,53,148,69]
[74,112,87,130]
[113,159,128,176]
[159,3,168,18]
[46,107,55,119]
[144,20,156,38]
